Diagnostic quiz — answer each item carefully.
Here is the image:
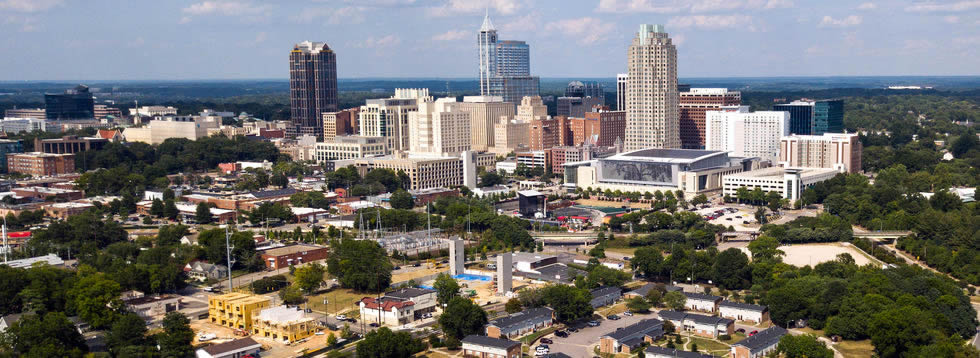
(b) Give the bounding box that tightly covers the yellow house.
[208,292,271,331]
[251,305,317,343]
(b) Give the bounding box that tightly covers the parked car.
[736,328,745,334]
[540,338,553,344]
[536,345,549,351]
[623,311,633,316]
[369,323,379,327]
[749,330,759,336]
[587,321,600,327]
[608,315,620,320]
[348,318,357,323]
[336,314,347,321]
[554,330,568,338]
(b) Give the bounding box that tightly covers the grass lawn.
[519,326,557,345]
[835,339,874,358]
[309,288,369,315]
[605,247,637,256]
[795,327,826,337]
[687,336,730,356]
[598,302,629,316]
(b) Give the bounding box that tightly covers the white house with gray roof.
[590,286,623,308]
[719,301,769,323]
[682,292,723,313]
[657,310,733,338]
[731,326,787,358]
[599,319,664,354]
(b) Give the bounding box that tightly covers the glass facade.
[813,100,843,135]
[772,103,813,135]
[44,85,94,120]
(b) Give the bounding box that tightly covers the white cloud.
[818,15,862,27]
[906,1,980,12]
[0,0,62,12]
[3,15,38,31]
[597,0,791,13]
[432,29,469,41]
[295,6,367,25]
[128,37,146,47]
[667,14,756,30]
[428,0,521,17]
[904,39,934,51]
[356,35,401,48]
[544,17,616,45]
[857,2,876,10]
[944,15,960,23]
[952,36,980,46]
[181,1,271,22]
[596,0,686,14]
[805,45,823,55]
[501,14,538,32]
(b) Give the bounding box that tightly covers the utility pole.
[2,216,7,263]
[225,225,236,290]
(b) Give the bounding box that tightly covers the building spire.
[480,7,495,32]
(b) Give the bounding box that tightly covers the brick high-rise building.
[569,108,626,147]
[289,41,338,138]
[625,24,680,151]
[323,108,359,141]
[529,116,569,151]
[679,88,741,149]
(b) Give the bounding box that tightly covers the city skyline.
[0,0,977,81]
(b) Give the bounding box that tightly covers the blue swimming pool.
[453,274,492,282]
[418,285,434,290]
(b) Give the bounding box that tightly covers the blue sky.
[0,0,978,80]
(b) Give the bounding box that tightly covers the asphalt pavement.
[545,313,653,358]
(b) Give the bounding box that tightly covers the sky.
[0,0,978,80]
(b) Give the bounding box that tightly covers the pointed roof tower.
[480,8,495,32]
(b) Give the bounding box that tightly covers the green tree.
[68,273,122,329]
[631,247,663,278]
[327,332,338,346]
[505,298,523,314]
[326,239,393,292]
[663,291,686,311]
[158,311,194,358]
[0,312,87,358]
[150,198,165,217]
[356,327,427,358]
[271,172,289,188]
[950,131,979,158]
[747,235,784,263]
[162,188,176,201]
[293,263,326,294]
[195,202,213,224]
[290,191,329,209]
[626,296,652,313]
[163,199,179,220]
[776,334,833,358]
[389,189,415,210]
[433,273,461,306]
[711,248,751,289]
[279,285,304,304]
[438,297,488,340]
[645,289,663,307]
[106,313,149,356]
[480,171,504,187]
[541,284,593,323]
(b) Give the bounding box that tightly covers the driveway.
[546,313,655,358]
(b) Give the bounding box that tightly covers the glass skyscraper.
[45,85,94,120]
[477,12,539,104]
[289,41,338,139]
[773,99,843,135]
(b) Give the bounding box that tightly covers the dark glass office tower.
[289,41,338,138]
[773,101,814,135]
[813,99,843,135]
[45,85,94,120]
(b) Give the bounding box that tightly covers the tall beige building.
[409,98,472,156]
[458,96,515,151]
[625,24,680,151]
[359,89,431,153]
[490,96,547,154]
[780,133,862,173]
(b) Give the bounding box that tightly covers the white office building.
[360,89,431,153]
[722,167,839,201]
[409,98,472,157]
[705,106,789,163]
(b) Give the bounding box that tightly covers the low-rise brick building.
[8,152,74,176]
[260,244,328,270]
[461,335,521,358]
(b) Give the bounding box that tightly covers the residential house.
[195,337,262,358]
[598,319,665,354]
[185,261,229,281]
[645,346,714,358]
[486,307,555,339]
[590,286,623,308]
[461,335,521,358]
[625,283,683,299]
[657,311,734,338]
[719,301,769,324]
[0,313,30,333]
[359,287,437,326]
[730,326,787,358]
[683,292,723,313]
[123,294,180,320]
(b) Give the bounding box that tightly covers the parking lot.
[540,313,656,358]
[697,205,757,231]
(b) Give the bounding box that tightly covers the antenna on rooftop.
[225,225,235,290]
